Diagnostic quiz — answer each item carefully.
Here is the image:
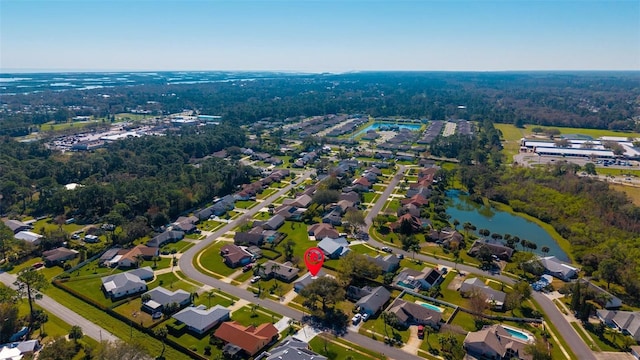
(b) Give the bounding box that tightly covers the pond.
[446,190,570,261]
[354,122,422,136]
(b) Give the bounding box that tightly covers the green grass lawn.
[382,199,401,213]
[112,298,162,328]
[235,200,258,209]
[197,220,225,232]
[32,218,86,235]
[150,272,198,293]
[593,167,640,177]
[309,335,383,360]
[193,290,237,308]
[162,239,196,253]
[274,221,312,260]
[10,258,65,280]
[232,305,280,327]
[362,192,378,204]
[168,329,222,359]
[249,277,295,299]
[359,316,411,343]
[253,211,271,220]
[141,257,172,270]
[43,285,191,360]
[418,331,466,358]
[257,188,279,200]
[196,241,237,277]
[63,277,112,307]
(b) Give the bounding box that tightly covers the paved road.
[180,169,422,360]
[0,272,118,343]
[362,166,596,360]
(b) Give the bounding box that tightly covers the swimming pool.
[503,326,532,342]
[417,301,444,313]
[397,281,416,289]
[354,122,422,136]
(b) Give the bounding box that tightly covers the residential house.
[214,321,279,358]
[321,209,343,226]
[142,287,191,314]
[108,245,159,268]
[401,194,429,207]
[101,267,154,299]
[339,191,360,204]
[283,194,312,208]
[365,254,400,273]
[14,231,42,246]
[317,237,350,259]
[580,279,623,309]
[0,340,41,360]
[307,223,339,240]
[597,310,640,341]
[394,268,444,290]
[172,305,230,335]
[350,286,391,316]
[468,239,514,260]
[147,230,184,248]
[260,214,285,231]
[220,244,253,268]
[275,205,306,221]
[294,270,329,293]
[258,261,300,283]
[351,177,371,191]
[390,213,426,233]
[173,216,198,233]
[459,278,506,310]
[335,199,355,214]
[538,256,579,281]
[401,203,421,218]
[427,228,463,248]
[234,231,264,247]
[3,219,29,234]
[463,324,531,360]
[196,195,236,220]
[256,336,327,360]
[406,186,431,199]
[387,299,442,329]
[42,247,78,266]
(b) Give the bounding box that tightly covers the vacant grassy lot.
[610,184,640,205]
[309,334,383,360]
[63,277,112,307]
[232,305,280,327]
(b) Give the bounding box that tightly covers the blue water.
[354,122,422,136]
[504,327,530,341]
[419,302,444,313]
[446,190,569,261]
[397,281,415,289]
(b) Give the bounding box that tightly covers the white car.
[351,314,362,325]
[250,276,261,283]
[361,313,370,322]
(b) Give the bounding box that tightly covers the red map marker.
[304,247,325,276]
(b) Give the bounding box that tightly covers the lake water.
[446,190,569,261]
[354,122,422,136]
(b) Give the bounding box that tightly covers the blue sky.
[1,0,639,72]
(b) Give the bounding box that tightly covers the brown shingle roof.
[214,321,278,356]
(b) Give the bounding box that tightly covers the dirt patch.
[448,274,466,291]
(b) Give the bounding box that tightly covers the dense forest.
[1,72,639,136]
[0,125,256,226]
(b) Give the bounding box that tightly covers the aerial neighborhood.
[1,71,640,360]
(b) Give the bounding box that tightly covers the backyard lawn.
[62,277,112,307]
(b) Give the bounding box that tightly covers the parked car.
[361,313,370,322]
[351,314,362,325]
[381,247,393,253]
[417,325,425,339]
[32,262,44,269]
[243,264,254,272]
[152,312,162,319]
[250,276,261,283]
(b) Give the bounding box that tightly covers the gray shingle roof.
[172,305,230,333]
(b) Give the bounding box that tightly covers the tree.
[598,258,619,289]
[541,246,550,255]
[337,252,382,285]
[0,303,19,343]
[38,337,77,360]
[299,276,345,311]
[408,241,421,260]
[14,267,48,333]
[69,325,83,343]
[0,223,14,262]
[524,338,552,360]
[381,311,399,336]
[94,340,148,360]
[154,325,168,358]
[468,290,488,319]
[283,239,295,261]
[400,234,420,252]
[343,208,365,234]
[584,162,597,175]
[312,189,340,211]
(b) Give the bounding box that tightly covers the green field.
[196,241,237,277]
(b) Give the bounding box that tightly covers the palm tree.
[541,246,550,255]
[151,256,160,268]
[207,290,216,307]
[271,263,281,285]
[69,325,83,344]
[190,291,199,304]
[452,219,460,230]
[253,262,265,277]
[409,242,421,260]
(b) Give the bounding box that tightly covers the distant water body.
[446,190,570,261]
